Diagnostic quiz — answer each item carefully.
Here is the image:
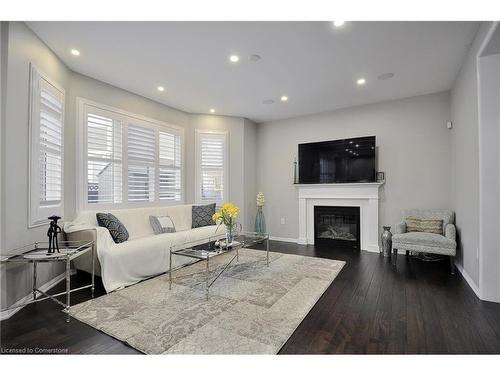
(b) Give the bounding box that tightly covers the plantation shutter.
[198,132,226,203]
[127,124,155,202]
[159,131,182,201]
[82,102,184,208]
[86,112,123,204]
[29,66,65,226]
[38,82,63,206]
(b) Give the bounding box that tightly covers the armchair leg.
[449,256,456,275]
[392,248,398,267]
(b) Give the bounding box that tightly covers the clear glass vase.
[255,206,266,234]
[225,222,241,245]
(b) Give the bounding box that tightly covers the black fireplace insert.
[314,206,360,250]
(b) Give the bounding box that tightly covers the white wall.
[1,22,70,309]
[1,22,7,250]
[477,25,500,302]
[257,92,452,242]
[450,22,494,288]
[243,118,258,231]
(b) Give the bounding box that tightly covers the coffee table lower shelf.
[168,232,269,299]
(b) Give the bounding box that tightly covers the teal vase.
[255,206,266,234]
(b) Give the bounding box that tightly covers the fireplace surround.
[296,182,384,251]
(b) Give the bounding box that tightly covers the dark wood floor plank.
[405,268,427,354]
[387,259,408,354]
[309,252,377,353]
[2,240,500,354]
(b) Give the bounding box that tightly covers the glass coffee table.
[169,231,269,299]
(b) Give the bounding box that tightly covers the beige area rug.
[70,249,345,354]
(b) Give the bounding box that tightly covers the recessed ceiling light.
[378,73,395,80]
[263,99,275,105]
[229,55,239,63]
[333,21,345,27]
[345,148,349,151]
[157,86,165,92]
[210,108,216,113]
[349,141,353,144]
[71,49,80,56]
[356,78,366,85]
[280,96,288,102]
[355,144,359,147]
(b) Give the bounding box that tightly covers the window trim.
[194,129,229,205]
[28,64,65,227]
[77,97,185,211]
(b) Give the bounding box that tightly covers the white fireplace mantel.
[295,182,384,252]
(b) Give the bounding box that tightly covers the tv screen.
[298,136,376,183]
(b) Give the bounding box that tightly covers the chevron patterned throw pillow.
[96,213,130,243]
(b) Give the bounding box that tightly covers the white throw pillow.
[149,215,176,234]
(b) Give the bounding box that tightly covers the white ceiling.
[27,21,479,123]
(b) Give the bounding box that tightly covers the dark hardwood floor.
[2,241,500,354]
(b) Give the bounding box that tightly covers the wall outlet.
[280,217,286,225]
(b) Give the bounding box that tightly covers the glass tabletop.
[1,241,94,263]
[171,231,269,260]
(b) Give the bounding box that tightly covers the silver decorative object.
[381,226,392,257]
[293,157,298,184]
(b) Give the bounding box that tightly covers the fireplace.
[314,206,360,250]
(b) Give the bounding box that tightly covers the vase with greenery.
[212,202,240,244]
[255,192,266,234]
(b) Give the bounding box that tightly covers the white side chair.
[392,209,457,274]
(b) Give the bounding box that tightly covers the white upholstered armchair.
[392,209,457,274]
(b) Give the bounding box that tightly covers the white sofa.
[64,204,224,293]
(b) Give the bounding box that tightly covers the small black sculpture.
[47,215,62,254]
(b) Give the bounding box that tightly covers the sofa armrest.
[65,227,97,244]
[394,222,406,234]
[64,228,98,274]
[445,223,456,242]
[64,228,105,276]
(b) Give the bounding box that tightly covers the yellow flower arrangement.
[213,202,241,244]
[212,202,240,226]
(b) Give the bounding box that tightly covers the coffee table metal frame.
[169,231,269,299]
[0,240,95,322]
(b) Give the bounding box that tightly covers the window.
[86,112,122,204]
[195,130,228,205]
[29,65,65,226]
[80,100,183,209]
[159,131,182,201]
[127,124,155,202]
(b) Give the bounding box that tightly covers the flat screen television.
[298,136,376,184]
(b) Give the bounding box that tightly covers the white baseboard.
[364,245,381,253]
[297,237,307,245]
[454,262,481,299]
[0,270,76,321]
[269,236,299,243]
